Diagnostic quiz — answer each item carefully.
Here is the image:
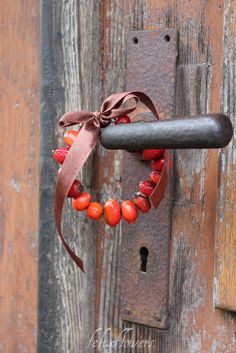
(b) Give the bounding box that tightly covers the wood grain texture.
[0,1,39,352]
[39,0,236,352]
[39,1,100,353]
[214,0,236,312]
[95,1,236,353]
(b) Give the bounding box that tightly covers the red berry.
[53,147,70,164]
[134,195,151,213]
[149,171,161,184]
[115,116,131,124]
[64,130,79,147]
[142,149,165,161]
[104,199,121,227]
[72,192,91,211]
[67,180,81,198]
[86,202,103,220]
[150,158,165,171]
[139,180,156,197]
[121,200,139,224]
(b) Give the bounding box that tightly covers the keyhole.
[140,247,149,272]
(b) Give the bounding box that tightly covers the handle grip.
[100,114,233,150]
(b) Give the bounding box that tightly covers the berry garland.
[53,91,168,271]
[53,115,166,227]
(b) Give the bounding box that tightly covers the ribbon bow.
[55,91,167,272]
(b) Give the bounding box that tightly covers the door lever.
[100,113,233,151]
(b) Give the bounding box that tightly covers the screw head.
[125,306,131,315]
[154,313,162,322]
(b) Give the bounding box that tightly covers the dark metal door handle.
[100,113,233,150]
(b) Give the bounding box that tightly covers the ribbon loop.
[54,91,165,272]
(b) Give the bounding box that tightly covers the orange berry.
[150,158,165,172]
[64,130,79,147]
[139,180,155,197]
[115,116,131,124]
[104,199,121,227]
[72,192,91,211]
[86,202,103,220]
[121,200,139,224]
[149,170,161,184]
[134,195,151,213]
[53,147,69,164]
[142,149,165,160]
[67,180,81,198]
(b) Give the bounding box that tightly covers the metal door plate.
[120,29,178,329]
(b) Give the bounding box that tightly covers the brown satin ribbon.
[54,91,168,272]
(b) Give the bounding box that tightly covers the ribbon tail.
[54,122,100,272]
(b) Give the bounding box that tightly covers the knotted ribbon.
[55,91,168,272]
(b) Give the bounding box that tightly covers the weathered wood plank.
[38,0,236,352]
[96,1,236,353]
[214,0,236,312]
[95,2,147,352]
[0,1,39,352]
[39,1,100,353]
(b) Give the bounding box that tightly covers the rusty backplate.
[120,29,178,329]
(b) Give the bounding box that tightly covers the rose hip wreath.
[53,129,165,223]
[53,91,168,271]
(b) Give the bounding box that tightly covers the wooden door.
[0,1,235,353]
